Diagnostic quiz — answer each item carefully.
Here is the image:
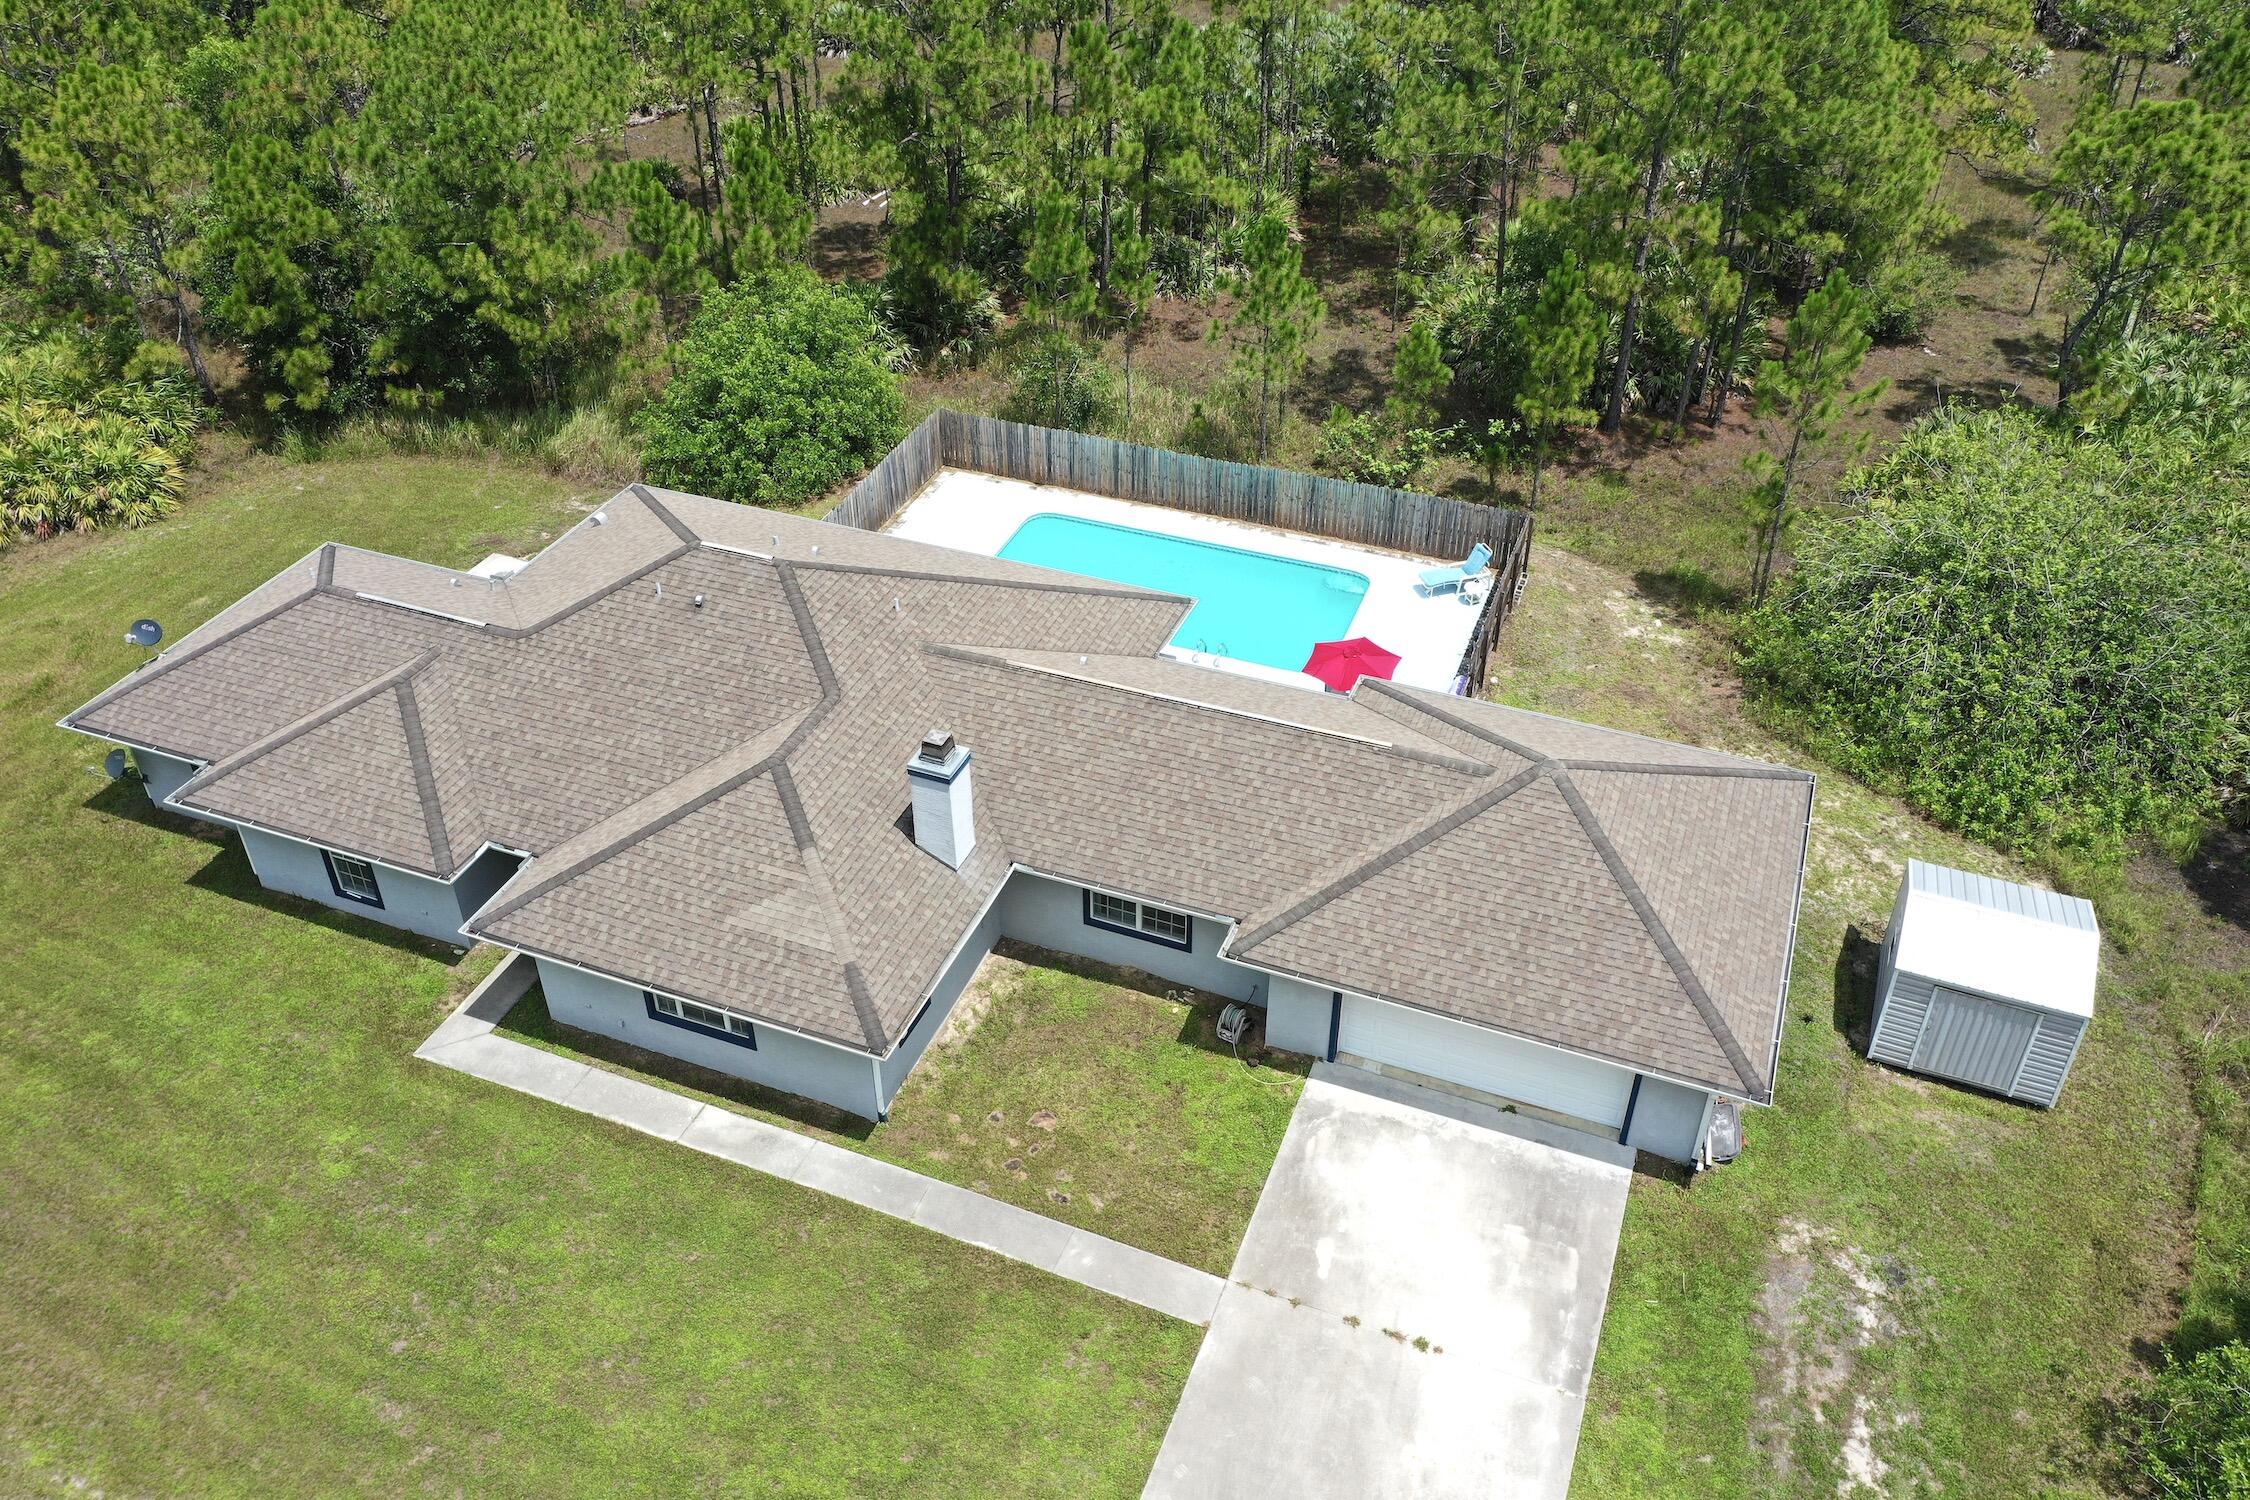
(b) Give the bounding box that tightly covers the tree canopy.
[1744,402,2249,850]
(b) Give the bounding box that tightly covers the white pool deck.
[884,469,1489,694]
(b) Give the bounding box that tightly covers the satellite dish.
[126,618,164,648]
[104,749,129,780]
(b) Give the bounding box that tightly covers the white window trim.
[649,991,757,1039]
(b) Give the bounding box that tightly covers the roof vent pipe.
[906,730,975,870]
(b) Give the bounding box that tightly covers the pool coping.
[884,468,1488,694]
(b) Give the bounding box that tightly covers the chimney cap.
[918,729,958,764]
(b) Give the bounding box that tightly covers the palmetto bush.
[0,331,199,542]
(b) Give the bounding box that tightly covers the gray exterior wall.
[537,958,881,1118]
[136,748,201,807]
[992,872,1261,1000]
[238,826,473,945]
[880,901,1001,1106]
[1265,974,1336,1058]
[1622,1074,1709,1162]
[451,847,526,928]
[1870,961,2086,1108]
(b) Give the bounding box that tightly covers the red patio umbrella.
[1302,636,1402,692]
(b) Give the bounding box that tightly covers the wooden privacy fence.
[826,409,1534,693]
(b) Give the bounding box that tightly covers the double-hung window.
[323,850,384,908]
[1082,888,1195,951]
[645,990,758,1047]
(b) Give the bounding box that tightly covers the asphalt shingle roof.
[63,484,1812,1097]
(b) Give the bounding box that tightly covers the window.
[1082,888,1195,952]
[322,850,384,908]
[1138,904,1192,945]
[645,990,757,1047]
[1089,891,1138,928]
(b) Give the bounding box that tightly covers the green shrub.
[1743,405,2249,852]
[1311,406,1442,489]
[0,330,201,542]
[2122,1342,2250,1498]
[1000,335,1117,432]
[1860,247,1960,343]
[638,270,907,507]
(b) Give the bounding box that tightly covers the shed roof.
[63,482,1816,1100]
[1893,859,2100,1019]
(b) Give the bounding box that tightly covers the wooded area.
[4,0,2242,453]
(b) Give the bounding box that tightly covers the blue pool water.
[997,512,1371,672]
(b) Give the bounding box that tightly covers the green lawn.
[504,944,1307,1274]
[1500,545,2250,1500]
[0,457,1200,1498]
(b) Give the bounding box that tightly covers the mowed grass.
[502,945,1306,1275]
[1498,546,2249,1499]
[0,456,1201,1498]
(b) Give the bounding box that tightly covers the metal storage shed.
[1867,860,2098,1106]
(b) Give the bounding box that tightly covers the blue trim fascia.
[1619,1074,1645,1144]
[642,991,757,1049]
[1325,991,1342,1062]
[1081,888,1194,952]
[321,849,386,909]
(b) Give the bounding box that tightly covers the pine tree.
[2043,93,2250,402]
[1746,269,1878,602]
[1211,211,1324,460]
[1387,316,1451,433]
[721,119,812,280]
[19,51,218,401]
[1024,190,1098,339]
[1515,252,1601,508]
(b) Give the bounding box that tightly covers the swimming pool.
[997,512,1371,672]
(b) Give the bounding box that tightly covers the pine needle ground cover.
[0,456,1197,1497]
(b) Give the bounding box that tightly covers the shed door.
[1336,996,1634,1128]
[1911,987,2039,1094]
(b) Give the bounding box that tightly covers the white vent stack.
[906,729,975,869]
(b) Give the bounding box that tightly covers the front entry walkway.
[1145,1063,1633,1499]
[416,956,1223,1325]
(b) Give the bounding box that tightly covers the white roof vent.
[468,553,529,581]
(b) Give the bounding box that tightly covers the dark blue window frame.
[1081,889,1194,952]
[643,990,758,1049]
[321,850,385,909]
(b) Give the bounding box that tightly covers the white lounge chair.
[1419,542,1492,596]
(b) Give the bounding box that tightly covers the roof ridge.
[1564,758,1814,782]
[785,554,1196,606]
[927,644,1496,778]
[1353,678,1553,765]
[1549,771,1765,1096]
[773,762,888,1051]
[63,549,327,725]
[629,483,700,545]
[393,675,455,874]
[171,648,443,811]
[469,559,843,929]
[1232,763,1548,952]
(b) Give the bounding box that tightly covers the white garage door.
[1337,996,1636,1128]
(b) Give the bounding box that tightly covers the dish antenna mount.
[125,617,163,663]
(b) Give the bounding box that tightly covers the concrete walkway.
[416,957,1223,1325]
[1145,1064,1634,1499]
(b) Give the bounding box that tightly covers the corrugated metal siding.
[1869,970,1933,1067]
[1907,859,2098,931]
[1911,987,2039,1094]
[2011,1012,2085,1107]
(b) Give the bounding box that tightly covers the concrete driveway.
[1145,1063,1633,1499]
